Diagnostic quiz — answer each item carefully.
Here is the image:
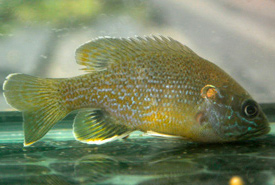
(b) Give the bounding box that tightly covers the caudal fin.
[3,73,69,146]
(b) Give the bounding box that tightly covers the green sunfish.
[3,35,270,146]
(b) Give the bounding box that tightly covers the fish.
[3,35,270,146]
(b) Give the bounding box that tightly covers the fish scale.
[3,35,270,146]
[60,53,217,131]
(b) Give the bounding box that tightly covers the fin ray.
[73,109,132,144]
[75,35,196,72]
[3,73,69,146]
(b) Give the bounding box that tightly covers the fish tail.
[3,73,69,146]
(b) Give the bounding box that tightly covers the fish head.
[197,84,270,142]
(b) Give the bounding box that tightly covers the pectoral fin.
[73,109,133,144]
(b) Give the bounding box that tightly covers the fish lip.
[237,126,271,140]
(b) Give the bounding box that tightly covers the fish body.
[3,36,270,146]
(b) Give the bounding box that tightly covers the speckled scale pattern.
[3,36,270,145]
[58,36,237,138]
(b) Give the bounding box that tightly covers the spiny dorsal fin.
[73,109,133,144]
[75,35,195,72]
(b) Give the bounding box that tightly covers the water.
[0,109,274,185]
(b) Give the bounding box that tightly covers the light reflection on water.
[0,119,274,185]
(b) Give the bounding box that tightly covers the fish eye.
[241,99,259,119]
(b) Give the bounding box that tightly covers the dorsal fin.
[75,35,195,72]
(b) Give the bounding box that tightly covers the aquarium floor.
[0,118,274,185]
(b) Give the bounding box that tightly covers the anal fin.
[73,109,132,144]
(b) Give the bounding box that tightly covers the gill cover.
[200,84,233,138]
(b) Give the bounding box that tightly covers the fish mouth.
[237,126,271,140]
